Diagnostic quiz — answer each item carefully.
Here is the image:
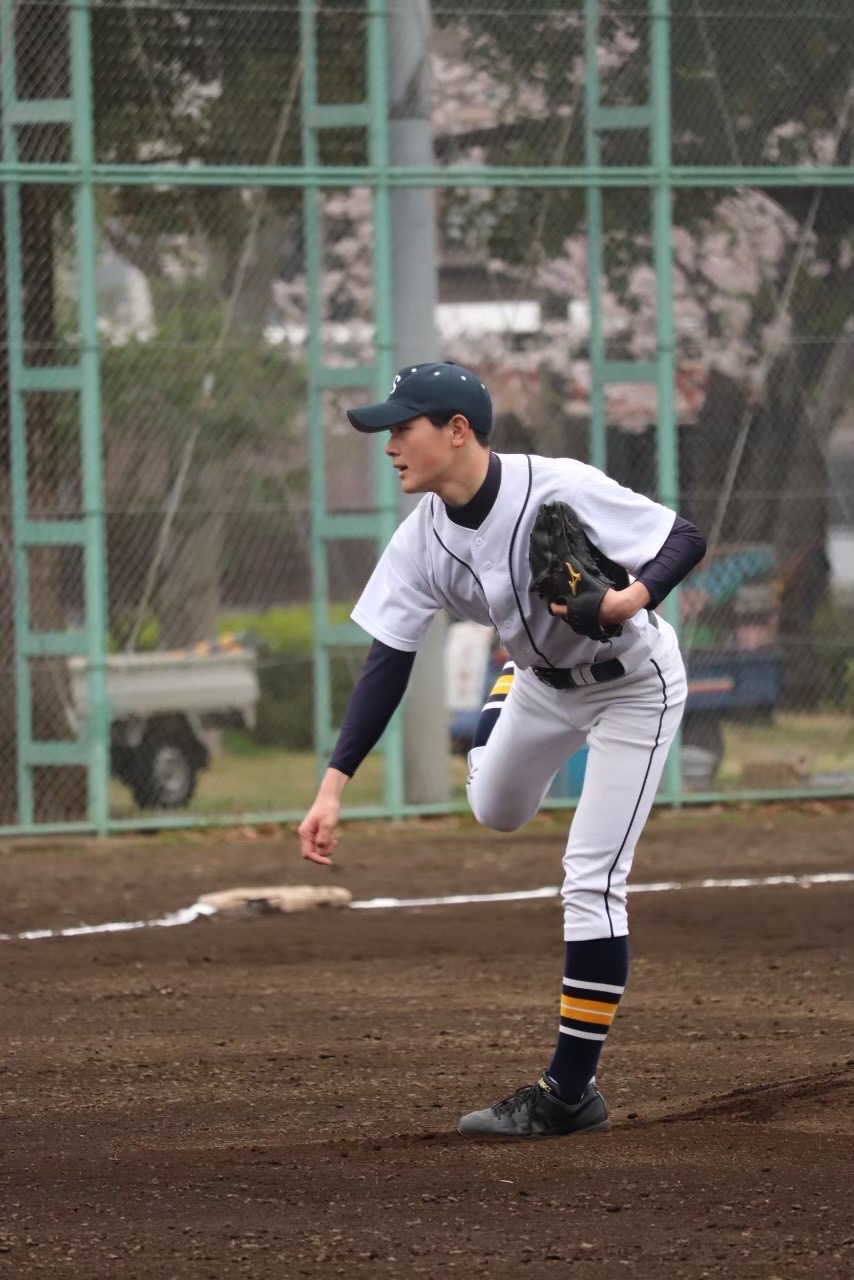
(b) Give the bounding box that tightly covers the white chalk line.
[350,871,854,911]
[0,902,217,943]
[0,870,851,944]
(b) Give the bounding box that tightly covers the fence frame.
[0,0,852,834]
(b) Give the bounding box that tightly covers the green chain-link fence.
[1,0,852,831]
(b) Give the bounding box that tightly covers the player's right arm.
[298,507,438,866]
[298,640,416,864]
[298,768,349,866]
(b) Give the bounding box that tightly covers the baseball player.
[298,361,706,1139]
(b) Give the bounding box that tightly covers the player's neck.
[433,448,492,508]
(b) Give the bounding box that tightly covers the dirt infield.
[2,804,853,1278]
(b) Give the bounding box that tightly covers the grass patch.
[108,712,854,820]
[109,746,472,819]
[720,712,854,788]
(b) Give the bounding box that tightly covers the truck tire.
[129,725,201,810]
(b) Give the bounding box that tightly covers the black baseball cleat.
[457,1074,611,1139]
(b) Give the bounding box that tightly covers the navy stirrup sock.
[547,936,629,1102]
[472,660,515,748]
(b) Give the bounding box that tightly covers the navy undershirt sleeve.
[635,514,706,607]
[328,639,416,777]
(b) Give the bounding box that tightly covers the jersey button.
[475,537,484,546]
[485,561,493,569]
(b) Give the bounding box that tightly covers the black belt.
[533,657,626,690]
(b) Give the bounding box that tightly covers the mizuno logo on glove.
[565,562,582,596]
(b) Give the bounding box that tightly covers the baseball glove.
[529,501,626,643]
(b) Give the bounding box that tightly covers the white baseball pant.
[466,618,688,941]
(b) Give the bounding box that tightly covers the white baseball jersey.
[351,453,675,670]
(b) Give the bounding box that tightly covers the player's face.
[384,416,452,493]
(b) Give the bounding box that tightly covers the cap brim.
[346,400,423,433]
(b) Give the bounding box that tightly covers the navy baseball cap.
[347,361,492,435]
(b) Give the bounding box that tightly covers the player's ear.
[449,413,470,446]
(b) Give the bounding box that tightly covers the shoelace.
[491,1082,541,1117]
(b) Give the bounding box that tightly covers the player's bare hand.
[298,795,340,866]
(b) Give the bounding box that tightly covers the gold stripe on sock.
[560,998,616,1025]
[561,995,619,1015]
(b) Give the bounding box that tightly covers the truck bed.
[68,648,259,722]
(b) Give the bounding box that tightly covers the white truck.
[68,643,259,809]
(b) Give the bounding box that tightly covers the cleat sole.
[457,1116,612,1139]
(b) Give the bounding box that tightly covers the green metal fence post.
[0,0,34,825]
[650,0,682,805]
[70,0,110,833]
[301,0,403,815]
[650,0,677,513]
[367,0,404,818]
[583,0,607,472]
[300,0,332,775]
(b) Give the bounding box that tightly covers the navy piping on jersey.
[508,455,555,667]
[602,656,669,936]
[430,497,498,629]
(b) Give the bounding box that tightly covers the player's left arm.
[552,463,706,626]
[596,514,706,625]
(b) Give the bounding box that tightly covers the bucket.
[550,747,589,799]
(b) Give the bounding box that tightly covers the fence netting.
[1,0,852,825]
